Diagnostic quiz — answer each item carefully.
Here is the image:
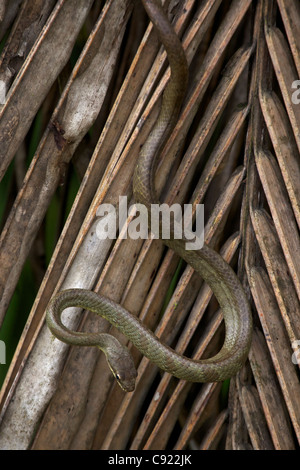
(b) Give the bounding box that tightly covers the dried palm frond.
[0,0,299,450]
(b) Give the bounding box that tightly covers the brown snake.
[46,0,252,392]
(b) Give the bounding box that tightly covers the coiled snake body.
[46,0,252,392]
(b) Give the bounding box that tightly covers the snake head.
[104,339,137,392]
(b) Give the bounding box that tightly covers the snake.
[46,0,252,392]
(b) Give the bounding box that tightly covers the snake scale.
[46,0,252,392]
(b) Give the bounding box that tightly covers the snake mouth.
[113,370,137,392]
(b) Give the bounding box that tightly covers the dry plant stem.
[0,0,94,181]
[265,25,300,154]
[250,207,300,345]
[198,409,228,450]
[248,267,300,444]
[156,1,252,198]
[0,0,179,431]
[102,232,244,450]
[0,0,132,323]
[141,251,240,450]
[0,0,56,90]
[94,156,244,450]
[254,150,300,301]
[45,0,252,402]
[276,0,300,77]
[1,0,298,452]
[259,89,300,230]
[174,383,220,450]
[0,3,251,396]
[97,55,252,447]
[249,329,295,450]
[0,0,132,449]
[0,0,23,42]
[0,0,161,406]
[28,0,252,450]
[239,384,274,450]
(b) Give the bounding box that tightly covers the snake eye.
[115,373,122,382]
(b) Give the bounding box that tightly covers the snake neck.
[133,0,188,213]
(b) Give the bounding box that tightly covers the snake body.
[46,0,252,392]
